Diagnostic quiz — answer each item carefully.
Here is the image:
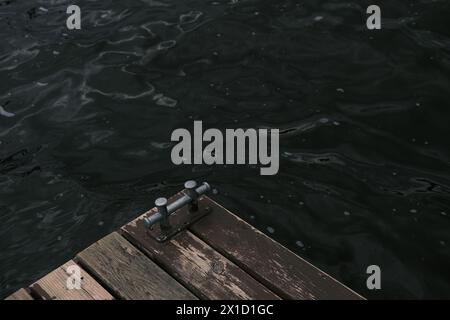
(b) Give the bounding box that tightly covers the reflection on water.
[1,0,450,298]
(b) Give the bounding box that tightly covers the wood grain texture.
[76,232,196,300]
[5,288,33,300]
[29,260,113,300]
[122,211,279,300]
[190,196,364,300]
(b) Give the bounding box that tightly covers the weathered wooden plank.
[122,210,279,300]
[29,260,113,300]
[76,231,196,300]
[5,288,33,300]
[190,196,364,300]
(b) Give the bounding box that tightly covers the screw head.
[155,197,168,207]
[184,180,197,190]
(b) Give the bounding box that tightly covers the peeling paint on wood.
[5,195,364,300]
[122,214,279,300]
[190,197,364,300]
[76,232,196,300]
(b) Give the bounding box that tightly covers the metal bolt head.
[184,180,197,190]
[155,197,168,207]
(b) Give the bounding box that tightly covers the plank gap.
[76,232,197,300]
[29,260,114,300]
[119,229,202,299]
[189,197,364,300]
[73,257,122,300]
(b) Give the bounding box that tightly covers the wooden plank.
[5,288,33,300]
[76,231,196,300]
[190,196,364,300]
[121,210,279,300]
[29,260,113,300]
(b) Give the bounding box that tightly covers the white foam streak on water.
[0,48,40,72]
[0,106,15,118]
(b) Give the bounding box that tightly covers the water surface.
[1,0,450,299]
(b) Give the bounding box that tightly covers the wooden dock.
[6,192,363,300]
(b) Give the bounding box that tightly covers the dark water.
[1,0,450,299]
